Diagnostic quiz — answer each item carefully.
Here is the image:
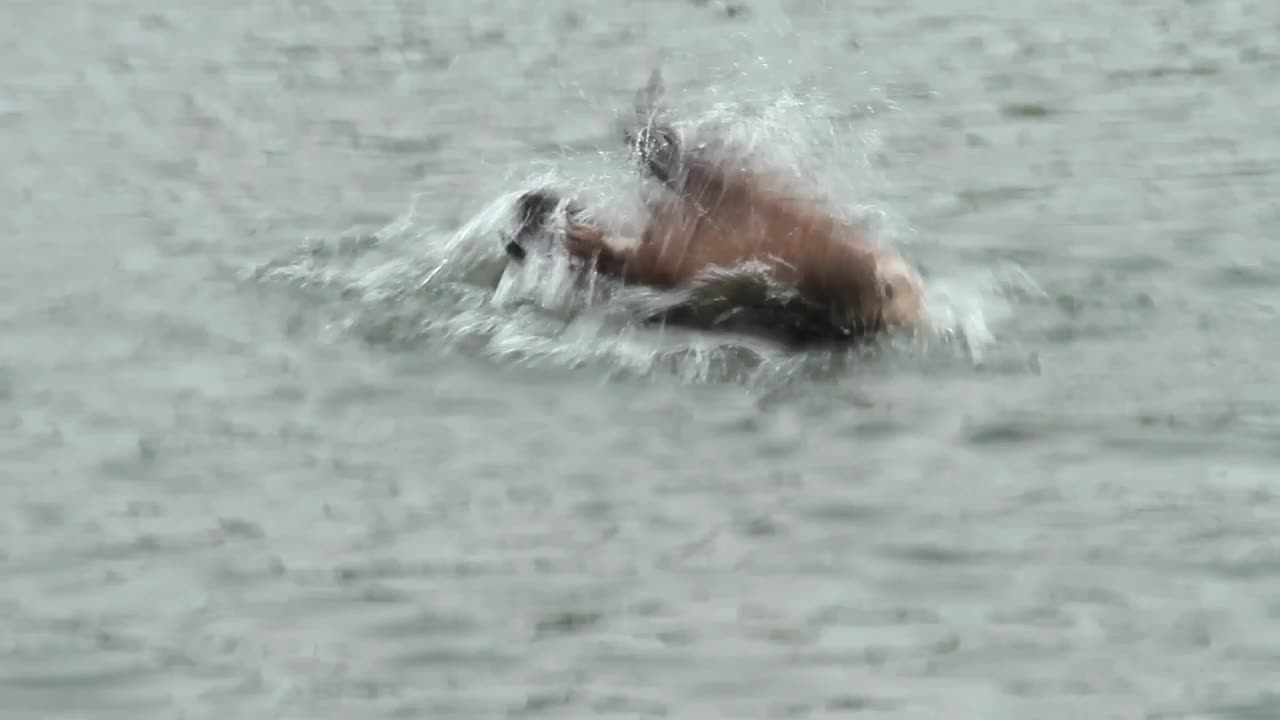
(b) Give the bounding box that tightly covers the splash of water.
[247,80,1025,382]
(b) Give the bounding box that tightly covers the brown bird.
[506,73,926,347]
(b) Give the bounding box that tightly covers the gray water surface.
[5,1,1280,718]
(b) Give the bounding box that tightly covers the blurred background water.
[4,1,1280,718]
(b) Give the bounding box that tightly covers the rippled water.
[5,1,1280,718]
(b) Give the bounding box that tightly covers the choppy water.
[5,1,1280,718]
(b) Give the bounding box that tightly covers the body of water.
[4,1,1280,718]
